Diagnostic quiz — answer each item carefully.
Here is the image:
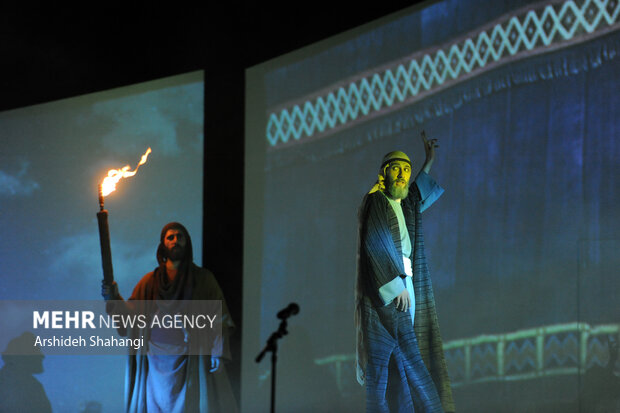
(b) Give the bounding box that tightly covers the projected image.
[0,72,204,411]
[245,0,619,411]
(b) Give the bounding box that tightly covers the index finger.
[421,130,428,144]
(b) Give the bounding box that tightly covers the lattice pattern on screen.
[443,322,618,387]
[266,0,620,148]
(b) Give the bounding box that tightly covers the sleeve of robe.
[412,170,444,212]
[103,272,157,338]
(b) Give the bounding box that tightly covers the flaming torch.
[97,148,151,285]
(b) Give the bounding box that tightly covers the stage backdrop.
[244,0,620,411]
[0,71,204,412]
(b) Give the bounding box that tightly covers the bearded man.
[355,135,455,412]
[102,222,237,413]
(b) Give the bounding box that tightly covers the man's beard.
[387,179,409,200]
[165,245,185,261]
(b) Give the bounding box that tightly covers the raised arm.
[421,130,439,175]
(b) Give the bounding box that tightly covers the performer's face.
[384,160,411,200]
[164,229,187,261]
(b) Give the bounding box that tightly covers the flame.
[100,148,152,197]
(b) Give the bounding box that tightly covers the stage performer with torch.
[97,149,237,412]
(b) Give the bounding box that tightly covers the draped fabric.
[123,264,237,413]
[356,178,454,412]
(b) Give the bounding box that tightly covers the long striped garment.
[355,172,455,412]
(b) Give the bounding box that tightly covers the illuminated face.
[384,160,411,200]
[164,229,187,261]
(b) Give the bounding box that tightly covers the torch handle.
[97,210,115,285]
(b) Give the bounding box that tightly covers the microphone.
[277,303,300,319]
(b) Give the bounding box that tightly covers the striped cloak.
[355,173,455,412]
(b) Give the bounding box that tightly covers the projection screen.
[0,71,204,412]
[244,1,620,411]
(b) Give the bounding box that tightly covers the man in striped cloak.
[355,135,455,412]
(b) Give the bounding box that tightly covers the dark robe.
[355,172,455,412]
[122,264,238,413]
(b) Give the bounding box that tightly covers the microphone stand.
[255,317,290,413]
